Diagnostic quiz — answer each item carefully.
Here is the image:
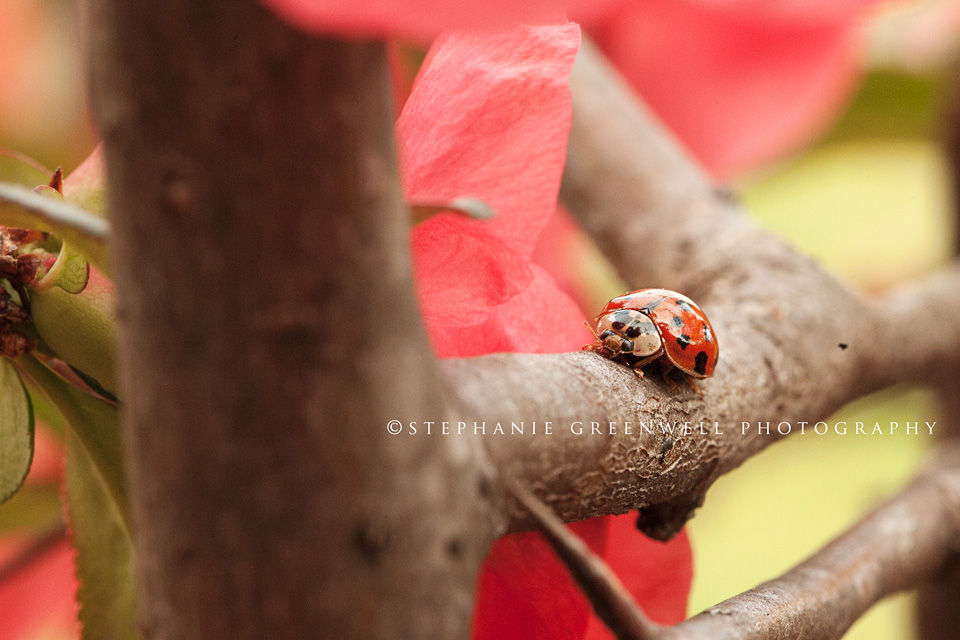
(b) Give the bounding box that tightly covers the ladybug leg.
[583,343,614,358]
[652,358,679,392]
[582,321,603,353]
[684,377,704,400]
[631,365,644,380]
[662,374,680,393]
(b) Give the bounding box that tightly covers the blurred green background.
[685,63,955,638]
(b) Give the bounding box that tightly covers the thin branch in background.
[516,450,960,640]
[0,523,67,585]
[505,479,660,640]
[658,449,960,639]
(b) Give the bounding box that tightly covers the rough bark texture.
[85,2,489,639]
[444,41,960,540]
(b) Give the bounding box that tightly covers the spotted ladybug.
[584,289,718,379]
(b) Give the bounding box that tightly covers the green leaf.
[33,241,91,294]
[66,427,141,640]
[30,269,117,394]
[29,386,66,438]
[15,354,128,527]
[0,149,52,188]
[0,182,110,276]
[0,358,34,504]
[0,485,62,534]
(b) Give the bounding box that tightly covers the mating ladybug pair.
[584,289,718,382]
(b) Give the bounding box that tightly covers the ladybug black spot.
[670,315,684,328]
[838,343,848,350]
[703,323,713,343]
[612,321,625,330]
[694,351,709,375]
[675,299,694,312]
[677,334,691,350]
[625,326,642,338]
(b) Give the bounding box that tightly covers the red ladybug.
[584,289,718,379]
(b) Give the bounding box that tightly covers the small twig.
[505,479,661,640]
[0,182,110,275]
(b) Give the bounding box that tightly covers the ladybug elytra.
[584,289,718,380]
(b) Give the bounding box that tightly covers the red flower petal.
[472,518,608,640]
[399,23,580,259]
[262,0,611,41]
[421,262,590,358]
[588,0,880,177]
[412,216,533,327]
[583,517,692,639]
[0,538,78,640]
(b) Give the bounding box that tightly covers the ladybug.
[584,289,718,380]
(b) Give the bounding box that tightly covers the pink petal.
[262,0,611,41]
[412,216,533,328]
[400,23,580,258]
[0,538,78,640]
[589,0,874,177]
[531,206,596,317]
[62,144,103,196]
[420,258,590,358]
[472,518,608,640]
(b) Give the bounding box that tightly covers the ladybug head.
[593,309,662,357]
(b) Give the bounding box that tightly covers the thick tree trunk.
[84,1,488,638]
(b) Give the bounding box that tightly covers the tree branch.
[658,448,960,639]
[435,39,960,541]
[85,2,488,638]
[521,446,960,640]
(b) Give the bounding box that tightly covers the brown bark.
[444,41,960,540]
[85,2,489,639]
